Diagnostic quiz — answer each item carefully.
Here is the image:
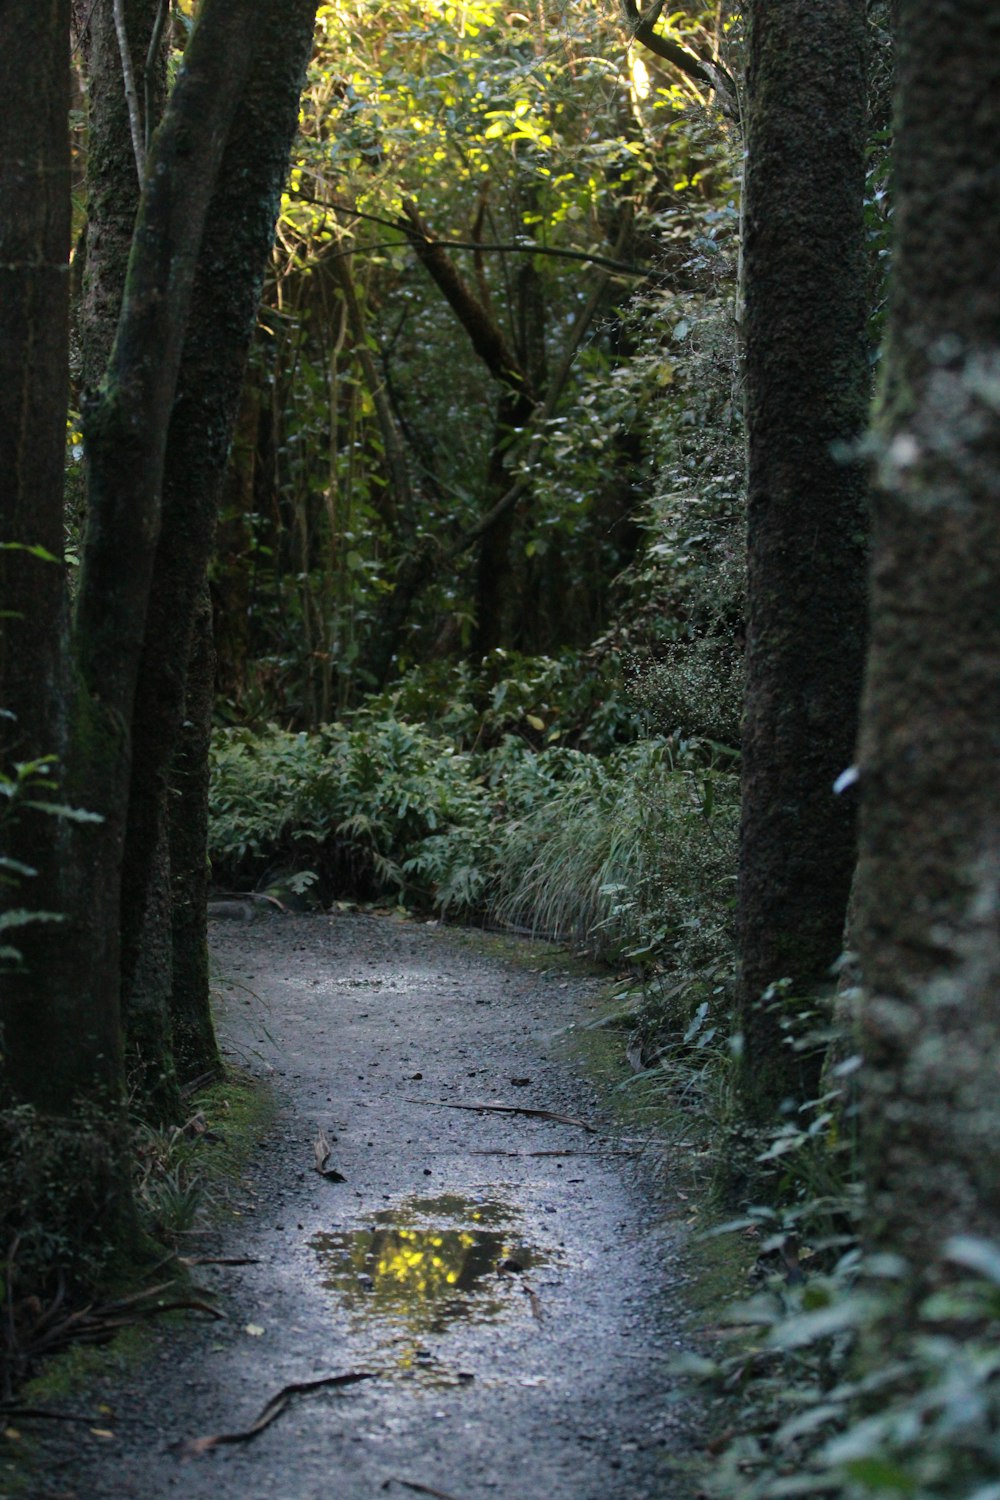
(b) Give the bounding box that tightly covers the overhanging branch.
[621,0,737,106]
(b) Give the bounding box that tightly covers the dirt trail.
[17,913,702,1500]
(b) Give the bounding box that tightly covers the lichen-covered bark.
[737,0,869,1115]
[76,0,167,392]
[119,0,319,1099]
[855,0,1000,1267]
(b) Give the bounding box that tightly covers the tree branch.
[299,195,646,276]
[112,0,146,182]
[399,198,533,401]
[621,0,737,105]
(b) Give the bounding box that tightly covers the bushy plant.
[364,648,645,755]
[489,735,738,965]
[209,714,491,903]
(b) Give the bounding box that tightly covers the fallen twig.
[403,1099,597,1134]
[468,1147,637,1158]
[382,1479,467,1500]
[130,1298,224,1321]
[522,1281,544,1323]
[0,1405,99,1425]
[182,1371,378,1457]
[180,1256,261,1268]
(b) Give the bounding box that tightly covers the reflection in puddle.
[311,1194,545,1342]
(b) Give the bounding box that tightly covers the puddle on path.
[312,1194,547,1377]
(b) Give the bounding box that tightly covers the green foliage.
[133,1117,212,1240]
[209,0,739,722]
[207,685,737,960]
[209,714,490,905]
[490,734,738,965]
[366,648,645,754]
[697,1238,1000,1500]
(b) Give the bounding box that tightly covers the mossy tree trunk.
[121,0,319,1099]
[75,0,168,393]
[855,0,1000,1270]
[0,0,260,1116]
[736,0,870,1117]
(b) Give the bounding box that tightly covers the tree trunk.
[119,0,319,1106]
[470,387,536,659]
[2,0,260,1122]
[168,584,219,1084]
[855,0,1000,1271]
[76,0,167,394]
[736,0,870,1117]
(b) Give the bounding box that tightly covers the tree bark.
[76,0,167,394]
[736,0,869,1116]
[167,584,219,1083]
[1,0,261,1120]
[0,0,90,1104]
[855,0,1000,1270]
[119,0,319,1102]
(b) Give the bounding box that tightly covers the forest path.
[27,913,701,1500]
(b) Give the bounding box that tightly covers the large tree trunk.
[855,0,1000,1272]
[736,0,869,1117]
[167,585,218,1082]
[120,0,319,1102]
[1,0,260,1122]
[0,0,141,1277]
[0,0,96,1106]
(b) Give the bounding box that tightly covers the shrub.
[489,736,738,967]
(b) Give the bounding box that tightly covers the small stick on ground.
[179,1256,261,1268]
[0,1406,100,1425]
[382,1479,468,1500]
[404,1100,597,1134]
[468,1148,638,1158]
[182,1371,378,1457]
[523,1282,544,1322]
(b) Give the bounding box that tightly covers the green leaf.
[0,541,62,562]
[842,1457,917,1493]
[23,799,104,823]
[943,1235,1000,1284]
[0,908,66,933]
[766,1294,877,1350]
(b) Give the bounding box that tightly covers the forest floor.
[8,911,709,1500]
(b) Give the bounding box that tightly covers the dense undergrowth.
[207,656,739,972]
[205,645,1000,1500]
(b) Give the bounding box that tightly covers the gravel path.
[16,912,702,1500]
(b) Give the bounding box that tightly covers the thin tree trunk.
[77,0,167,394]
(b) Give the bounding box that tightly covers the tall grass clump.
[489,736,738,968]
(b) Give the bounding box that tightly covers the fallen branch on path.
[181,1371,378,1457]
[521,1280,544,1322]
[468,1147,638,1157]
[403,1099,597,1134]
[179,1255,261,1268]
